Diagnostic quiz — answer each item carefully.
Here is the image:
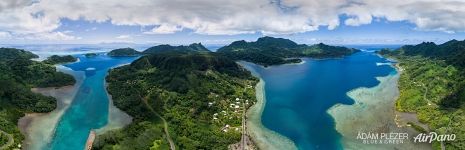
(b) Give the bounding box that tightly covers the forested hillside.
[379,40,465,149]
[217,36,359,66]
[94,52,258,149]
[0,48,76,149]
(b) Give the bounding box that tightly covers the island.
[85,53,98,57]
[0,48,76,149]
[107,48,142,57]
[93,51,258,149]
[143,43,210,54]
[217,36,359,67]
[43,55,77,65]
[379,39,465,150]
[93,37,365,149]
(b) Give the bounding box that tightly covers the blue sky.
[47,18,465,45]
[1,0,465,45]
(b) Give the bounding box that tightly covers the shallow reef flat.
[94,81,132,135]
[18,66,84,150]
[328,72,432,150]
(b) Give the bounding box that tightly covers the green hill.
[85,53,97,57]
[107,48,142,57]
[379,40,465,149]
[0,48,76,149]
[43,55,77,64]
[143,43,210,54]
[0,48,38,61]
[217,36,359,66]
[94,52,257,149]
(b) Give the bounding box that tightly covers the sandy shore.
[94,80,133,135]
[18,65,85,150]
[246,79,297,150]
[328,71,432,149]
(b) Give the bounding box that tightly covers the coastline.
[246,79,297,150]
[94,62,134,134]
[328,67,432,149]
[18,65,85,150]
[94,79,133,135]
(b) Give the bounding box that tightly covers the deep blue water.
[243,52,395,150]
[46,54,138,150]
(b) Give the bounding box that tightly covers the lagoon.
[44,54,137,150]
[243,52,395,149]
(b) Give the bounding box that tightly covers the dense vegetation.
[143,43,210,54]
[379,40,465,149]
[0,132,9,146]
[0,48,76,149]
[85,53,98,57]
[94,52,258,149]
[107,48,142,57]
[217,36,359,66]
[43,55,77,65]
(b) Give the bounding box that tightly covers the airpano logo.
[413,132,456,143]
[356,131,456,145]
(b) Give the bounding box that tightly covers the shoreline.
[328,65,432,149]
[246,79,297,150]
[18,65,85,150]
[94,78,133,135]
[238,60,300,150]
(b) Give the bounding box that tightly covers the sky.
[1,0,465,45]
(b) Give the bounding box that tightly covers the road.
[142,97,176,150]
[132,84,175,150]
[0,130,14,150]
[241,102,246,150]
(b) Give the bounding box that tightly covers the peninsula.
[94,52,258,149]
[0,48,76,149]
[379,39,465,150]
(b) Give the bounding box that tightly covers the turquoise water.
[243,52,395,150]
[46,54,137,150]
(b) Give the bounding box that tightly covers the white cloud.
[0,31,12,39]
[0,0,465,40]
[85,27,97,32]
[0,0,30,11]
[341,0,465,33]
[115,34,131,39]
[144,24,183,34]
[22,32,81,41]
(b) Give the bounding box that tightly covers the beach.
[94,80,133,135]
[18,65,85,150]
[328,70,432,149]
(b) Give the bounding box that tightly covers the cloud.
[115,34,131,39]
[85,27,97,32]
[144,24,183,34]
[21,32,81,41]
[0,0,30,12]
[341,0,465,33]
[0,0,465,40]
[0,31,12,39]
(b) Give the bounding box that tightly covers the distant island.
[0,48,76,149]
[107,48,142,57]
[43,55,77,65]
[85,53,97,57]
[94,52,258,149]
[217,36,359,66]
[143,43,209,54]
[379,39,465,150]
